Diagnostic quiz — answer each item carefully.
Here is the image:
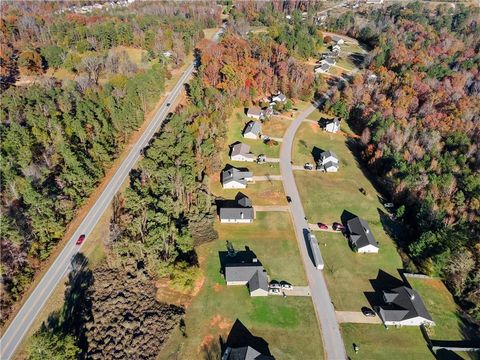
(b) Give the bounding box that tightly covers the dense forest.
[0,1,218,325]
[322,3,480,322]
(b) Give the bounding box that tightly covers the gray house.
[375,286,435,327]
[230,143,256,162]
[225,260,269,297]
[222,167,253,189]
[220,195,255,224]
[347,217,379,253]
[243,121,262,139]
[246,106,263,120]
[318,150,339,172]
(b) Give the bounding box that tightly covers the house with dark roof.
[243,121,262,139]
[318,150,339,172]
[375,286,435,326]
[222,167,253,189]
[225,261,269,297]
[222,319,274,359]
[230,143,256,162]
[347,217,379,253]
[324,117,341,133]
[219,194,255,224]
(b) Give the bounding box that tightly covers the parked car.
[76,234,86,245]
[269,288,281,294]
[332,222,344,231]
[361,307,376,317]
[269,280,281,289]
[286,196,292,203]
[384,203,394,208]
[304,163,314,170]
[317,223,328,230]
[280,281,293,290]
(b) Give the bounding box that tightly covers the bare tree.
[81,55,105,84]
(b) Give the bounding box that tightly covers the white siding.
[357,244,379,253]
[223,181,246,189]
[250,288,269,297]
[220,218,253,224]
[243,132,258,139]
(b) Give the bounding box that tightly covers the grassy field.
[262,116,292,138]
[159,212,322,360]
[209,174,286,206]
[341,324,433,360]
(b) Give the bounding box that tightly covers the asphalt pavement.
[280,103,347,360]
[0,28,225,360]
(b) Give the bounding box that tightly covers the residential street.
[0,29,225,360]
[280,103,347,360]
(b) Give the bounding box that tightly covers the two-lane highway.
[0,28,224,360]
[280,102,347,360]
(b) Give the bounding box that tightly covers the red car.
[317,223,328,230]
[76,234,86,245]
[332,222,345,231]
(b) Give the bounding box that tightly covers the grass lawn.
[159,212,321,360]
[292,122,405,311]
[336,57,355,71]
[341,324,433,360]
[408,278,468,341]
[262,116,292,138]
[227,110,281,158]
[209,174,286,206]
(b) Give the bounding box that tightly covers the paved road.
[0,28,225,360]
[280,103,347,359]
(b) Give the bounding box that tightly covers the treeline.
[325,3,480,321]
[0,63,166,325]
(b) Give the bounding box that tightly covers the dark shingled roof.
[377,286,434,323]
[347,217,379,249]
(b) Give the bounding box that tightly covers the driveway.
[308,223,342,233]
[336,311,382,324]
[254,205,289,212]
[252,175,283,181]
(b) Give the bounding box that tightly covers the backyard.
[159,212,322,360]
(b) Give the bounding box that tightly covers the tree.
[27,330,80,360]
[81,55,105,84]
[40,45,66,70]
[18,50,43,75]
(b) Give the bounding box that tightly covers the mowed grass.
[293,122,404,310]
[159,212,321,360]
[262,116,292,138]
[408,278,468,341]
[209,174,286,206]
[341,324,432,360]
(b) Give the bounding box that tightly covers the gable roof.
[247,106,263,117]
[378,286,434,323]
[347,217,379,249]
[323,161,339,170]
[225,263,268,293]
[222,167,253,185]
[223,319,274,360]
[321,150,338,160]
[328,118,340,126]
[231,143,253,157]
[220,195,254,220]
[244,121,262,136]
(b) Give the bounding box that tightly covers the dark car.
[361,307,376,317]
[332,222,344,231]
[76,234,86,245]
[286,196,292,203]
[317,223,328,230]
[166,102,171,107]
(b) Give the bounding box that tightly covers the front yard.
[159,212,322,360]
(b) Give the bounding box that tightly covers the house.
[222,319,274,360]
[222,167,253,189]
[315,63,331,74]
[230,143,256,162]
[375,286,435,327]
[219,194,255,223]
[325,118,341,133]
[243,121,262,139]
[272,92,287,103]
[321,57,336,66]
[318,150,339,172]
[336,38,345,46]
[225,260,269,296]
[247,106,263,120]
[346,217,379,253]
[331,44,341,52]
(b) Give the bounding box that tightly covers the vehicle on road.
[280,282,293,290]
[361,307,376,317]
[166,102,171,106]
[332,222,344,231]
[286,196,292,203]
[307,233,324,270]
[76,234,86,245]
[317,223,328,230]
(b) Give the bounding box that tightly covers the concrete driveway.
[254,205,289,212]
[252,175,283,181]
[336,311,382,324]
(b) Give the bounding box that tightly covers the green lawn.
[209,176,286,206]
[408,278,468,341]
[341,324,433,360]
[159,212,321,360]
[262,116,292,138]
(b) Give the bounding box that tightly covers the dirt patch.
[191,275,205,297]
[258,189,283,201]
[422,278,444,291]
[210,315,233,331]
[213,283,223,293]
[309,122,319,133]
[201,334,215,349]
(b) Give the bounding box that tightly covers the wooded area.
[323,3,479,322]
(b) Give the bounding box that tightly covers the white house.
[336,38,345,46]
[332,44,341,52]
[243,121,262,139]
[315,63,331,74]
[325,118,341,133]
[318,150,339,172]
[271,92,287,103]
[230,143,256,162]
[219,195,254,224]
[225,260,269,297]
[221,167,253,189]
[376,286,435,327]
[347,217,379,253]
[246,106,263,120]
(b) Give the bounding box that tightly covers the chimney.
[410,293,415,300]
[365,228,369,234]
[253,258,258,263]
[240,211,244,219]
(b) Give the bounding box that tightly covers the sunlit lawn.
[159,212,321,360]
[262,116,292,138]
